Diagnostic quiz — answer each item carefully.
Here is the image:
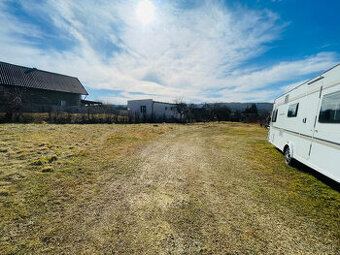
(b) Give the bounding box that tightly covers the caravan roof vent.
[308,76,324,85]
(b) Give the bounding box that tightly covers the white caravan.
[268,64,340,183]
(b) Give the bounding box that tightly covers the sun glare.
[136,0,155,25]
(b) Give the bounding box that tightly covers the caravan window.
[287,103,299,117]
[272,109,278,122]
[319,91,340,123]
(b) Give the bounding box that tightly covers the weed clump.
[0,189,10,196]
[41,166,53,173]
[32,157,48,166]
[48,155,58,163]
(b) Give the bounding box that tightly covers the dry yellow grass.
[0,123,339,254]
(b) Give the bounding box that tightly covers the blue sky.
[0,0,339,104]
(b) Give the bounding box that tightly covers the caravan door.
[310,85,340,180]
[297,83,323,159]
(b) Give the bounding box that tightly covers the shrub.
[41,166,53,173]
[32,157,48,166]
[0,189,10,196]
[48,155,58,163]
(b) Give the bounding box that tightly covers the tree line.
[174,101,270,126]
[0,88,270,125]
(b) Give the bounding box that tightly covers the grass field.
[0,123,339,254]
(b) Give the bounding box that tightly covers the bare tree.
[174,98,188,123]
[214,104,231,122]
[243,104,259,123]
[2,87,28,121]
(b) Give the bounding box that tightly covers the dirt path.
[52,125,339,254]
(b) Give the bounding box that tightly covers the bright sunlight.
[136,0,155,25]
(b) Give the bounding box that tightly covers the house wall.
[0,85,82,111]
[25,87,81,106]
[127,99,154,120]
[127,99,179,121]
[153,102,179,120]
[0,84,4,100]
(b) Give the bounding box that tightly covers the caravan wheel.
[284,146,293,165]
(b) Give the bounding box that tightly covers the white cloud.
[0,0,338,104]
[218,52,338,93]
[280,80,307,94]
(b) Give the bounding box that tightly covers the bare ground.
[1,123,339,254]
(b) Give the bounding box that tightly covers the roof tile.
[0,61,88,95]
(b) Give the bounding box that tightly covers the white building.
[127,99,179,121]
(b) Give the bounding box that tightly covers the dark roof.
[0,61,88,95]
[81,99,103,105]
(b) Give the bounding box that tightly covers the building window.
[165,106,167,110]
[319,91,340,123]
[140,105,146,113]
[272,109,278,122]
[60,100,66,107]
[287,103,299,117]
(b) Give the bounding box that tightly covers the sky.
[0,0,339,104]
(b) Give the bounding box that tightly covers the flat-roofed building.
[127,99,179,122]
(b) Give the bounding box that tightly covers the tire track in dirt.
[48,125,339,254]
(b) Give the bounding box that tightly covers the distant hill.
[218,103,273,114]
[194,102,273,114]
[121,102,273,114]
